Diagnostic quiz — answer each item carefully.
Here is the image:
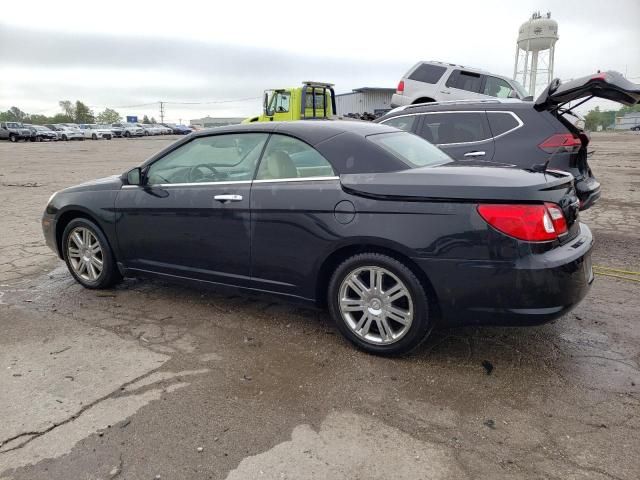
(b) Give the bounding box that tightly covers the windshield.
[367,132,452,168]
[7,122,21,128]
[511,79,530,98]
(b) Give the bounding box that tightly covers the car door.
[415,111,495,161]
[115,132,269,286]
[250,133,342,299]
[481,75,519,99]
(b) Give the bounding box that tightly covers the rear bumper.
[390,93,411,108]
[414,223,594,327]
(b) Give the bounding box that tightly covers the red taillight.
[538,133,582,153]
[396,80,404,94]
[477,203,568,242]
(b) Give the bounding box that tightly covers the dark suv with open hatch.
[377,71,640,210]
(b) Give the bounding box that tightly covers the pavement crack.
[0,365,167,454]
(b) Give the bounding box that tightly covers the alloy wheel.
[338,266,414,345]
[67,227,104,281]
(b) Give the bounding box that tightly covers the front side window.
[418,112,490,144]
[146,133,268,185]
[483,76,515,98]
[367,132,452,168]
[255,134,335,180]
[270,92,291,113]
[382,115,417,133]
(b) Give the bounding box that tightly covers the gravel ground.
[0,132,638,480]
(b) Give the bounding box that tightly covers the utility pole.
[159,101,165,123]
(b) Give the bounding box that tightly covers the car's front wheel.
[9,134,17,142]
[328,253,433,356]
[62,218,121,289]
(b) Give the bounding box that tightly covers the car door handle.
[464,151,486,157]
[439,90,451,94]
[214,194,243,203]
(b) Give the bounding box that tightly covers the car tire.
[92,134,97,140]
[62,218,122,289]
[62,134,68,141]
[9,134,17,142]
[124,131,131,138]
[328,253,433,356]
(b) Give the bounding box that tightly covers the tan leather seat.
[262,151,298,179]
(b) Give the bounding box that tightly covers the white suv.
[391,61,530,107]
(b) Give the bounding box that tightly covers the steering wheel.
[188,164,220,182]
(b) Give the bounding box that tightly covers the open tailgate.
[535,71,640,111]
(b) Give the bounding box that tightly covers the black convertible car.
[42,121,593,355]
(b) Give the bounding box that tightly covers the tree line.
[584,104,640,131]
[0,101,157,125]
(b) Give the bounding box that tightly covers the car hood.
[62,175,123,194]
[340,165,574,203]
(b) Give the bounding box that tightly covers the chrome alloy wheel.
[67,227,104,281]
[338,266,414,345]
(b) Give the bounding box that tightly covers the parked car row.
[0,121,194,143]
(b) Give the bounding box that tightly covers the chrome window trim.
[122,180,252,189]
[253,176,339,184]
[380,110,523,146]
[121,177,339,189]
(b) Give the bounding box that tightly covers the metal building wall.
[336,90,393,116]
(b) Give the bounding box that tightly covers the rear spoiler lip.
[534,71,640,112]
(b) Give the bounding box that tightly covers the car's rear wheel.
[92,133,97,140]
[328,253,432,355]
[62,218,121,289]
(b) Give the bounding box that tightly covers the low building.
[615,112,640,130]
[335,87,395,118]
[190,117,245,128]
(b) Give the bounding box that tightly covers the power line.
[162,97,261,105]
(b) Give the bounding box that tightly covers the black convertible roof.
[192,120,399,146]
[143,120,408,175]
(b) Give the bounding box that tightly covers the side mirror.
[508,90,520,99]
[126,167,142,186]
[263,92,269,115]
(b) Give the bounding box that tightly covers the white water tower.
[513,12,559,97]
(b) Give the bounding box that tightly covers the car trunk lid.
[341,165,581,240]
[534,71,640,112]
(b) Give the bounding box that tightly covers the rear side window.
[418,112,491,144]
[446,70,483,93]
[382,115,417,132]
[256,134,335,180]
[367,132,452,168]
[487,112,520,137]
[408,64,447,84]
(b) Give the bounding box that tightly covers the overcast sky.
[1,0,638,123]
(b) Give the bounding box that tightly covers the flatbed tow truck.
[242,81,338,123]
